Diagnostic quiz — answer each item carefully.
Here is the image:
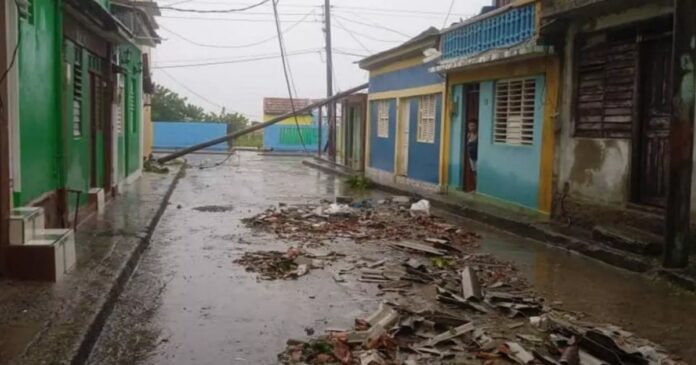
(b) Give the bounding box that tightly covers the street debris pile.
[234,247,342,280]
[241,196,480,247]
[239,195,680,364]
[278,300,678,365]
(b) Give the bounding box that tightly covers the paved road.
[87,152,696,364]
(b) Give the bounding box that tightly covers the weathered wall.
[407,95,442,184]
[368,62,443,94]
[555,2,673,207]
[16,0,62,205]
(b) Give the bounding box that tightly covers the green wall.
[63,40,92,209]
[119,44,142,177]
[16,0,63,205]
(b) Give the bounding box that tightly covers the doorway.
[396,98,410,176]
[636,36,672,207]
[89,65,106,189]
[462,85,480,192]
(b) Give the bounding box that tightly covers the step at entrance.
[7,206,76,282]
[592,224,662,256]
[9,207,45,245]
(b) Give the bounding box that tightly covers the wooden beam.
[664,0,696,268]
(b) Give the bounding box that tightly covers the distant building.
[262,97,325,152]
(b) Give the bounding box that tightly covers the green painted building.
[11,0,158,226]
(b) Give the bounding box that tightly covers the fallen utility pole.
[156,82,368,164]
[664,0,696,268]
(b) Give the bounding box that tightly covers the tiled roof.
[263,97,313,115]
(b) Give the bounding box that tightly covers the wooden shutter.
[575,30,637,138]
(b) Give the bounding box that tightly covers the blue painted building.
[359,27,446,192]
[153,121,229,151]
[431,0,559,213]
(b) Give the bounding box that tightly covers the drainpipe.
[664,0,696,268]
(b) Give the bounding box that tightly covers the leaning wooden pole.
[664,0,696,268]
[156,83,368,164]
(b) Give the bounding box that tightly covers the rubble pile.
[241,198,481,247]
[234,247,342,280]
[238,196,680,364]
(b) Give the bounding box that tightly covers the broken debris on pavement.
[239,196,681,364]
[241,196,480,247]
[234,247,342,280]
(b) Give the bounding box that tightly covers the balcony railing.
[441,3,536,61]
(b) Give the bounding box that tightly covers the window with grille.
[417,94,436,143]
[129,78,136,133]
[377,101,389,138]
[494,78,536,146]
[117,82,124,135]
[73,47,83,138]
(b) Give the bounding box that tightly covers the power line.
[159,69,261,119]
[332,13,411,38]
[160,0,272,13]
[159,69,223,110]
[271,0,307,152]
[153,48,322,69]
[442,0,456,28]
[333,21,402,43]
[332,48,368,58]
[333,17,371,54]
[333,5,472,16]
[158,10,315,49]
[160,15,320,22]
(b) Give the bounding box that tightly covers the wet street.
[87,152,696,364]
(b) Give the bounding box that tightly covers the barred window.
[73,47,83,137]
[417,94,436,143]
[377,101,389,138]
[494,78,536,146]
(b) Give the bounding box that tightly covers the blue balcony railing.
[441,4,536,61]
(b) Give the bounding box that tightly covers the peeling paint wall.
[555,2,673,208]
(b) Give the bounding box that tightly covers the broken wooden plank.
[421,322,475,347]
[390,241,446,256]
[461,266,482,301]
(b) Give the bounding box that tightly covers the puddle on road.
[192,205,235,213]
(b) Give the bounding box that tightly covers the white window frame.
[494,77,536,146]
[377,100,389,138]
[416,94,436,144]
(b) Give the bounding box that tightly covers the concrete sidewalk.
[0,167,183,365]
[302,157,696,291]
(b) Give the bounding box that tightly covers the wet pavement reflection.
[88,152,696,364]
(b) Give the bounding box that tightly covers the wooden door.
[638,38,672,207]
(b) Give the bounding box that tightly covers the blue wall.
[449,85,464,188]
[369,99,396,172]
[154,121,228,151]
[476,76,545,209]
[407,95,442,184]
[369,63,444,94]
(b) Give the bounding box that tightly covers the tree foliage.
[151,84,252,125]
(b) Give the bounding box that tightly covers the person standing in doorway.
[467,122,478,175]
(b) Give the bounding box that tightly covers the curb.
[71,165,185,365]
[301,159,357,178]
[301,163,680,283]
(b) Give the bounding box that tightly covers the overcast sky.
[152,0,491,121]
